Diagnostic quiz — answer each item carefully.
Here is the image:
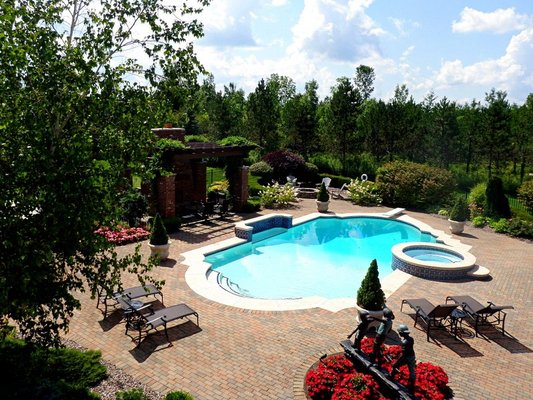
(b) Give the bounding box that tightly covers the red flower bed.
[95,225,150,245]
[305,338,450,400]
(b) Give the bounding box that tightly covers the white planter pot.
[148,241,171,260]
[316,200,329,212]
[448,219,465,234]
[354,304,386,331]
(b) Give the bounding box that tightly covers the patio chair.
[445,295,514,337]
[97,284,163,317]
[126,303,199,347]
[329,183,350,200]
[401,298,458,341]
[317,177,331,189]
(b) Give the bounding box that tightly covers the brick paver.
[65,199,533,399]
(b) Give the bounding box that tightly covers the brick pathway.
[65,199,533,400]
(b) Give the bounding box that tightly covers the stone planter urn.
[448,219,465,234]
[316,199,330,213]
[148,242,171,260]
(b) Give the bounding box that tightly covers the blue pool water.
[205,217,436,300]
[404,248,462,263]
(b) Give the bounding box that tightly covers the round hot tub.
[297,187,319,198]
[391,242,477,280]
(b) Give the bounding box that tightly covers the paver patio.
[65,198,533,400]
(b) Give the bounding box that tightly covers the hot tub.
[391,242,477,280]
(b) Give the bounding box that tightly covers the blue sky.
[194,0,533,104]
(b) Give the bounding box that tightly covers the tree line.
[173,68,532,184]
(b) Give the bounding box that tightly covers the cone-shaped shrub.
[317,182,330,202]
[356,259,386,311]
[449,196,469,222]
[484,176,511,219]
[150,213,169,245]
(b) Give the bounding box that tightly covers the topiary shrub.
[164,390,195,400]
[249,161,274,184]
[484,176,511,219]
[376,161,455,209]
[449,196,469,222]
[517,180,533,214]
[149,213,169,245]
[356,259,386,311]
[317,182,330,202]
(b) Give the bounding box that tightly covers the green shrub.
[449,196,469,222]
[346,179,382,206]
[376,161,455,209]
[164,391,195,400]
[162,216,181,233]
[517,180,533,213]
[249,161,274,183]
[468,183,487,217]
[505,218,533,238]
[240,198,261,213]
[489,218,509,233]
[248,174,265,196]
[472,216,487,227]
[149,213,169,245]
[155,138,187,150]
[184,135,209,143]
[484,177,511,219]
[217,136,257,147]
[119,189,148,227]
[438,209,449,217]
[356,259,386,311]
[0,337,105,400]
[317,182,330,202]
[115,388,149,400]
[262,150,306,182]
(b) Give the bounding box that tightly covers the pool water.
[404,248,463,263]
[205,217,436,300]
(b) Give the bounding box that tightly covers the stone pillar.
[191,160,207,202]
[156,174,176,218]
[230,166,249,211]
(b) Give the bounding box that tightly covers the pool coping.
[182,212,472,312]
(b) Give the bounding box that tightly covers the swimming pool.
[204,217,437,300]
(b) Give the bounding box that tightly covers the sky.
[193,0,533,104]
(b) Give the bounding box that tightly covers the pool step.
[467,264,491,279]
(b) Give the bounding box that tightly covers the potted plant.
[148,213,170,260]
[316,182,330,212]
[448,196,469,234]
[355,259,387,329]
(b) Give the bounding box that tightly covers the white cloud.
[433,27,533,100]
[452,7,530,34]
[271,0,288,6]
[288,0,384,62]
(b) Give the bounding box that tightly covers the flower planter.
[149,241,171,260]
[448,219,465,234]
[354,303,386,331]
[316,200,329,213]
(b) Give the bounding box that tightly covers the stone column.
[191,160,207,202]
[156,174,176,218]
[230,166,249,211]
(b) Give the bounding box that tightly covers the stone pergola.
[145,127,256,218]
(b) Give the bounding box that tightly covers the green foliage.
[317,182,330,202]
[240,199,262,213]
[0,337,105,399]
[472,216,487,227]
[346,179,382,206]
[155,139,187,151]
[489,218,509,233]
[259,183,298,208]
[217,136,257,147]
[376,161,455,209]
[207,167,226,187]
[119,189,148,227]
[505,219,533,238]
[449,196,469,222]
[184,135,210,143]
[0,0,200,346]
[164,390,195,400]
[115,389,149,400]
[468,183,487,209]
[248,174,266,196]
[249,161,274,183]
[150,213,169,245]
[517,180,533,213]
[356,259,386,311]
[162,216,182,233]
[484,177,511,218]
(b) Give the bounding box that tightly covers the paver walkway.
[65,198,533,400]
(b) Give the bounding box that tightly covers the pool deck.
[65,198,533,400]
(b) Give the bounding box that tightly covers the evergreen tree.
[356,259,386,311]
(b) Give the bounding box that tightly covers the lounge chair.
[316,177,331,189]
[401,298,458,341]
[126,303,200,347]
[97,284,163,317]
[445,295,514,337]
[329,183,350,200]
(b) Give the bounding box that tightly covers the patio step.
[467,264,491,279]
